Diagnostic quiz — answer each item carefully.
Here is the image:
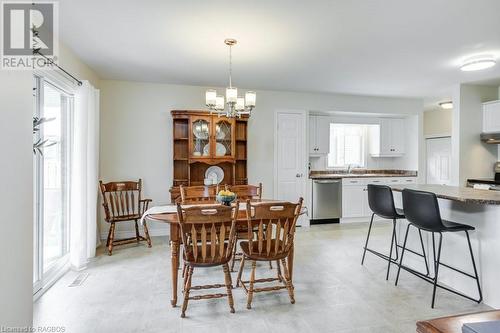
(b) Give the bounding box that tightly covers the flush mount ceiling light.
[439,101,453,109]
[460,55,497,72]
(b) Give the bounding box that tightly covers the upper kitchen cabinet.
[309,115,330,155]
[369,118,405,157]
[483,101,500,133]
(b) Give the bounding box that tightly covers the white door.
[426,137,452,185]
[275,111,307,220]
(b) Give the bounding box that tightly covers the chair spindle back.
[100,180,143,221]
[179,185,218,204]
[225,183,262,200]
[245,198,303,258]
[177,204,238,264]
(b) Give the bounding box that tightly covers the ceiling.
[60,0,500,103]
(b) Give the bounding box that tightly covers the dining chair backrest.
[244,198,303,258]
[100,179,143,221]
[179,185,217,204]
[367,184,399,219]
[226,183,262,200]
[176,203,238,264]
[402,189,444,232]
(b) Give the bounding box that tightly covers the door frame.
[33,74,74,298]
[273,109,308,225]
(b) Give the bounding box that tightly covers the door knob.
[296,173,302,178]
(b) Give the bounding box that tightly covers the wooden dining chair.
[179,185,217,204]
[237,198,303,309]
[226,183,262,200]
[225,183,263,271]
[99,179,152,255]
[177,203,239,318]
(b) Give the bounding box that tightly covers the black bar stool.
[396,189,483,308]
[362,184,429,280]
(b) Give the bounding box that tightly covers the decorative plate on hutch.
[205,166,224,184]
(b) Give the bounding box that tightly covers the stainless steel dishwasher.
[311,179,342,223]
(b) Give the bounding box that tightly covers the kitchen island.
[390,184,500,308]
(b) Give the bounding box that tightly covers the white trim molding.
[424,133,452,139]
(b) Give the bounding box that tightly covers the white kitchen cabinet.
[309,115,330,155]
[369,118,406,157]
[483,101,500,133]
[342,184,367,218]
[341,177,417,221]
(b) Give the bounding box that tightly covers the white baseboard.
[100,225,169,240]
[340,216,386,224]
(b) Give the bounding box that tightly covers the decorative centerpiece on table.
[216,190,236,206]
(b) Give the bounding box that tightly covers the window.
[327,124,367,168]
[33,76,73,294]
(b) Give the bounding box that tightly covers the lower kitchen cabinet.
[342,184,369,218]
[341,177,416,222]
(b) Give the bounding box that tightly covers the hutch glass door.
[191,117,211,158]
[214,119,234,158]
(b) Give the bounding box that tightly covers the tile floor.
[34,222,491,333]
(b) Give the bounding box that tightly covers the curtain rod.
[33,48,83,86]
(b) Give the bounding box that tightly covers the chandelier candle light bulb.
[245,91,256,107]
[205,38,256,118]
[215,96,225,110]
[236,97,245,111]
[226,87,238,103]
[206,89,217,106]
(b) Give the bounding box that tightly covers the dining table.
[141,199,302,307]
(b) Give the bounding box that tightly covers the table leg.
[170,224,180,307]
[287,245,294,281]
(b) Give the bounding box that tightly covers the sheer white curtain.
[70,81,100,270]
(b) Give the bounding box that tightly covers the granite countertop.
[391,184,500,205]
[309,170,417,179]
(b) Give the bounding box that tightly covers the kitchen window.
[327,123,367,168]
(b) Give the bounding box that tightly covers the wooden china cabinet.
[170,110,248,202]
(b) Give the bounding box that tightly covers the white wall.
[424,108,452,137]
[99,80,423,236]
[59,43,100,89]
[451,84,499,185]
[0,71,34,326]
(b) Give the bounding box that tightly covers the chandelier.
[205,39,256,118]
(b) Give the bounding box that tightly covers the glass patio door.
[33,76,73,294]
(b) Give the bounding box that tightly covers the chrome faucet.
[347,164,352,174]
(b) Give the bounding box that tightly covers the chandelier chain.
[229,44,232,88]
